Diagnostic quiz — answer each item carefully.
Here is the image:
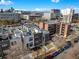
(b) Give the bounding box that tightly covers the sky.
[0,0,79,11]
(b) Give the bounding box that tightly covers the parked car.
[52,51,60,57]
[58,48,65,53]
[63,41,71,50]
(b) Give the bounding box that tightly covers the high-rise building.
[35,20,59,38]
[59,23,71,38]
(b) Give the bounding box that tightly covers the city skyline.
[0,0,79,11]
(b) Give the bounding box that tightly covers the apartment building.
[22,25,44,49]
[42,30,50,43]
[59,23,71,38]
[36,20,59,37]
[0,28,10,58]
[0,38,10,57]
[8,24,49,49]
[10,29,23,50]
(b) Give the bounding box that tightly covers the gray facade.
[0,12,20,21]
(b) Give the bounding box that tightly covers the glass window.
[27,32,31,36]
[28,43,33,47]
[29,43,33,47]
[29,37,33,41]
[0,28,2,33]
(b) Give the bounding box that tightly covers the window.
[27,32,31,36]
[14,41,17,44]
[11,41,17,46]
[29,37,33,41]
[28,43,33,47]
[29,43,33,47]
[11,42,14,46]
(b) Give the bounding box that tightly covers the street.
[54,42,79,59]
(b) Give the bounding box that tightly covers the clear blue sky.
[0,0,79,11]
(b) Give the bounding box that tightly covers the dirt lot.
[54,43,79,59]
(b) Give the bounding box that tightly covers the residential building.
[6,24,49,49]
[36,20,59,36]
[10,29,23,50]
[21,24,50,49]
[0,28,10,58]
[0,38,10,57]
[0,9,21,21]
[42,30,50,43]
[0,24,50,50]
[59,23,71,38]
